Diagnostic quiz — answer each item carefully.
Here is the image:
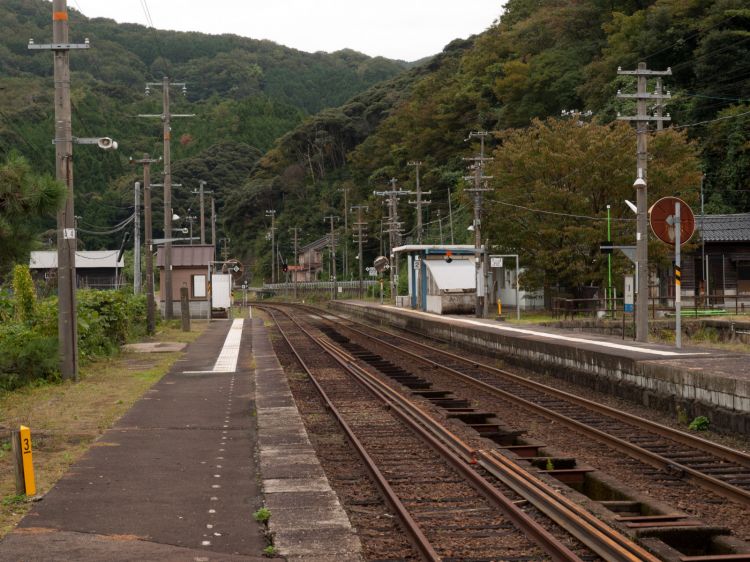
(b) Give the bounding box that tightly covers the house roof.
[156,245,214,268]
[699,213,750,242]
[30,251,124,269]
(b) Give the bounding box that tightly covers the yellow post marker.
[497,298,502,316]
[19,425,36,496]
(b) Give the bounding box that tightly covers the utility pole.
[134,181,141,294]
[408,161,431,244]
[198,180,207,244]
[338,187,349,278]
[464,131,493,318]
[265,210,276,283]
[437,209,444,244]
[617,62,671,342]
[185,212,197,244]
[447,187,455,244]
[221,238,230,261]
[139,78,194,320]
[211,195,216,260]
[324,215,339,299]
[290,227,300,300]
[130,154,159,335]
[373,179,414,303]
[352,205,369,298]
[28,0,92,380]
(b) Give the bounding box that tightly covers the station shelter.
[393,245,478,314]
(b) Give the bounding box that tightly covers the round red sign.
[648,196,696,245]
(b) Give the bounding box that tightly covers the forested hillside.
[0,0,407,256]
[1,0,748,294]
[230,0,749,291]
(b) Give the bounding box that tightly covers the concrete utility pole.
[139,78,194,320]
[352,204,369,298]
[265,210,276,283]
[198,180,207,244]
[28,0,93,380]
[134,182,141,294]
[324,215,339,299]
[617,62,671,342]
[464,131,493,318]
[408,161,431,244]
[221,238,231,261]
[338,187,349,278]
[131,154,159,335]
[373,179,414,303]
[437,209,444,244]
[290,227,300,299]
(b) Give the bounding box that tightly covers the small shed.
[393,245,477,314]
[29,250,124,290]
[156,245,214,318]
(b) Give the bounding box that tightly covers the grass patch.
[0,321,206,538]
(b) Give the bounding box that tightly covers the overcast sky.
[66,0,503,61]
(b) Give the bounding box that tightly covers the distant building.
[29,250,124,290]
[294,236,330,282]
[680,213,750,308]
[156,245,214,318]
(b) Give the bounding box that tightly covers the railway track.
[306,305,750,508]
[260,304,660,562]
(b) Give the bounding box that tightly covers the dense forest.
[1,0,748,293]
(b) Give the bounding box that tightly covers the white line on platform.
[383,306,708,357]
[182,319,245,374]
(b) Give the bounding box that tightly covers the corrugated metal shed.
[700,213,750,242]
[156,245,214,268]
[30,251,124,269]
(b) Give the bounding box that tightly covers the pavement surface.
[0,317,268,562]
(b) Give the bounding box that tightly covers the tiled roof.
[699,213,750,242]
[156,245,215,268]
[300,235,331,253]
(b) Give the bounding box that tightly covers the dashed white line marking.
[201,540,211,546]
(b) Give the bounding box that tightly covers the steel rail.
[263,307,441,561]
[263,305,584,562]
[263,305,657,562]
[329,314,750,506]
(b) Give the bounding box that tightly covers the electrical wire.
[139,0,154,28]
[641,13,739,62]
[77,213,134,235]
[668,107,750,130]
[488,200,636,222]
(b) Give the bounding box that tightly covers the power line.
[669,107,750,130]
[488,200,635,222]
[641,13,738,62]
[139,0,154,27]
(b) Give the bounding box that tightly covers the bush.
[76,290,147,359]
[0,323,58,391]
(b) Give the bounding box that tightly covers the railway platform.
[330,300,750,435]
[0,315,360,562]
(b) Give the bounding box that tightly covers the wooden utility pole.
[131,154,159,335]
[198,180,207,244]
[408,161,431,244]
[265,210,276,283]
[290,227,300,299]
[211,195,216,260]
[28,0,92,380]
[324,215,339,299]
[352,205,369,298]
[139,78,194,320]
[464,131,493,318]
[134,182,141,294]
[338,187,349,278]
[618,63,671,342]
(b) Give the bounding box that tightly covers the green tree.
[0,153,65,273]
[12,264,36,322]
[484,118,701,294]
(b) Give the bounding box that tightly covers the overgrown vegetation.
[0,285,148,391]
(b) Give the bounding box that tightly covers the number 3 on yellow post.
[19,425,36,496]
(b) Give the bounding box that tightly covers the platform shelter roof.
[392,244,476,255]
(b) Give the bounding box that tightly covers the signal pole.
[27,0,93,380]
[324,215,340,299]
[352,205,369,298]
[265,210,276,283]
[617,62,671,342]
[131,155,159,335]
[139,78,194,320]
[464,131,493,318]
[408,161,431,244]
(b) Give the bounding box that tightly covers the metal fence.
[552,294,750,320]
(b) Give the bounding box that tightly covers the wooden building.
[29,251,124,290]
[156,245,214,318]
[293,236,330,282]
